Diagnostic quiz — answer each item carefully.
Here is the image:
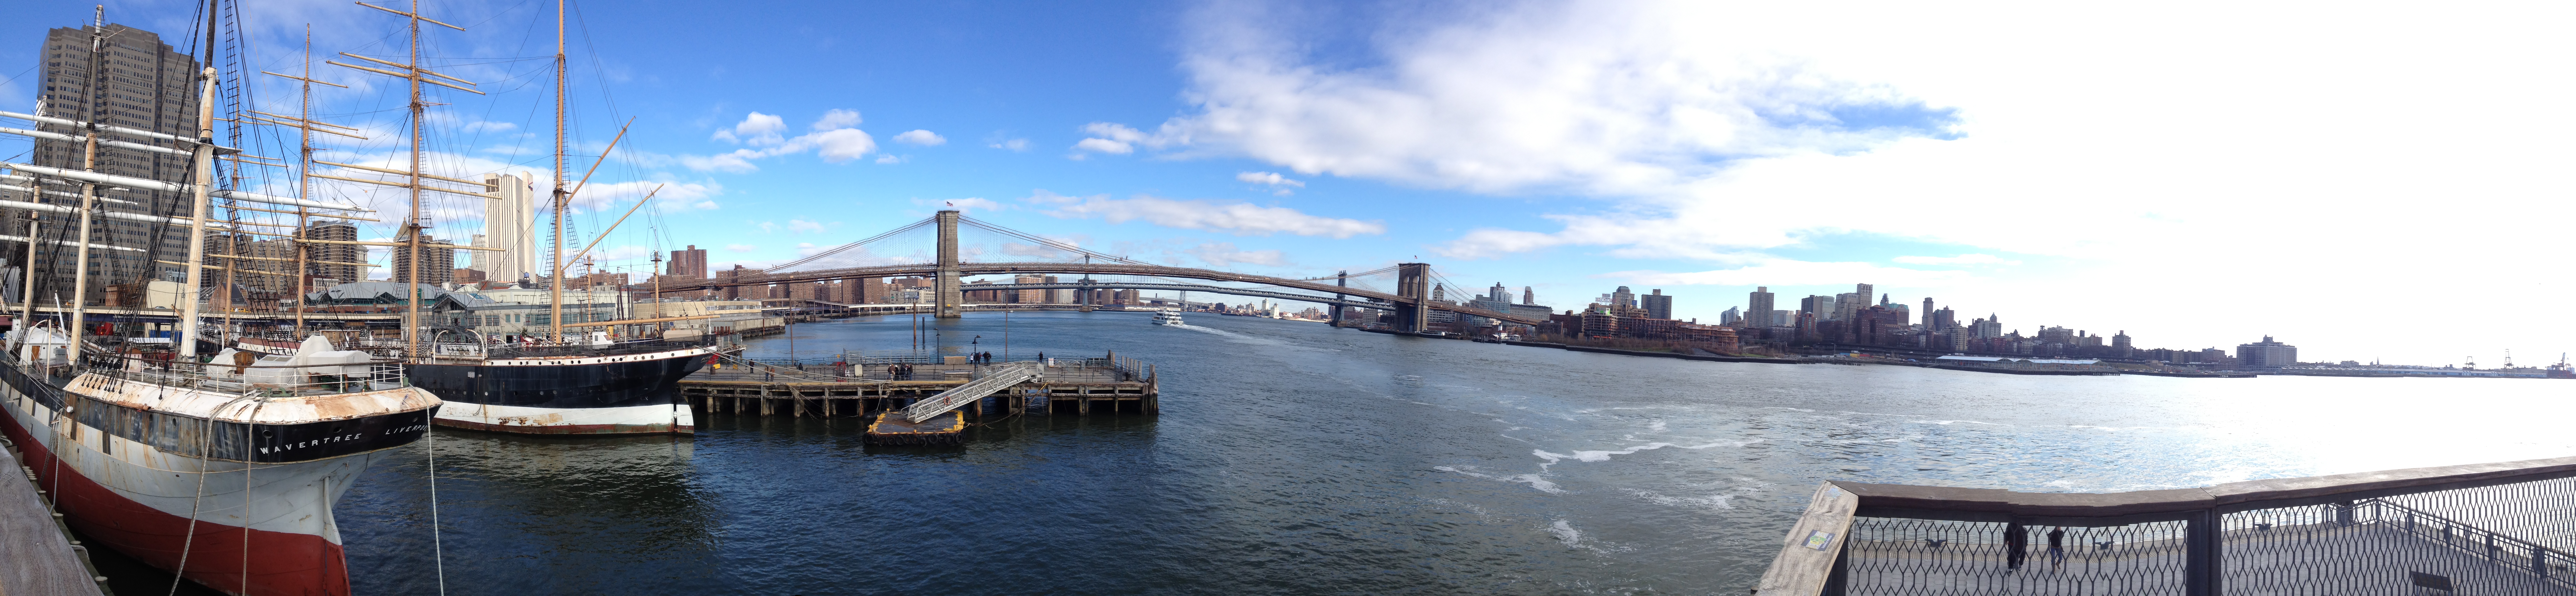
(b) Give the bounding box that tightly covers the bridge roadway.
[661,261,1550,327]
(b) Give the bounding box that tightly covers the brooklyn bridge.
[654,210,1548,332]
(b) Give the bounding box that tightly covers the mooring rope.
[170,393,253,596]
[426,408,447,595]
[239,399,267,595]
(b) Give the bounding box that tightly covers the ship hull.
[412,346,711,435]
[1,371,424,596]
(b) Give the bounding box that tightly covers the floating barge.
[678,352,1158,432]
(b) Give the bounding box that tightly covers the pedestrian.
[2004,522,2028,570]
[2047,527,2066,569]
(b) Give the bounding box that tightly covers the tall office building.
[1921,297,1934,327]
[1718,307,1741,326]
[1801,295,1834,319]
[302,222,362,285]
[1521,286,1534,305]
[476,172,538,284]
[1832,292,1863,321]
[1612,286,1636,309]
[22,21,203,303]
[1640,289,1671,319]
[389,232,456,286]
[1488,282,1508,302]
[671,244,710,279]
[1747,286,1776,327]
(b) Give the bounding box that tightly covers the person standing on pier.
[2004,522,2028,570]
[2047,527,2066,569]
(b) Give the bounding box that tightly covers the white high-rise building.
[477,172,540,284]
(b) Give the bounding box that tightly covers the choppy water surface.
[131,311,2576,594]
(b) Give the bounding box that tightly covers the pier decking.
[1,436,109,595]
[679,353,1159,423]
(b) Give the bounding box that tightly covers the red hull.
[0,411,349,596]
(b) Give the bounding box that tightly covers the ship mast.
[64,5,108,356]
[550,0,567,343]
[177,1,224,360]
[260,28,359,339]
[335,1,479,353]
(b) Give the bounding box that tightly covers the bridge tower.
[1329,269,1348,327]
[936,210,963,318]
[1395,263,1430,333]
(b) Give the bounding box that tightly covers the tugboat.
[1154,310,1186,327]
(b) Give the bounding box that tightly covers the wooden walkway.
[1,437,108,596]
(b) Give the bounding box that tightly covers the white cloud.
[893,130,946,145]
[1187,242,1290,268]
[1155,0,2576,362]
[1026,190,1384,238]
[1604,259,1972,288]
[989,138,1030,151]
[682,109,878,171]
[711,112,787,145]
[812,109,863,131]
[875,154,905,164]
[787,219,832,234]
[1893,254,2018,266]
[1235,171,1304,188]
[1072,137,1134,155]
[724,244,757,252]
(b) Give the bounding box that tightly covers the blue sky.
[7,0,2575,365]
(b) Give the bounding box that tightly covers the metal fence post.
[2537,546,2551,579]
[1822,534,1850,596]
[2185,508,2221,596]
[2335,500,2355,526]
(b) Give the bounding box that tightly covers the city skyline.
[3,1,2570,365]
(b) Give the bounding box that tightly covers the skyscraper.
[23,20,203,303]
[1747,286,1776,328]
[1640,289,1671,319]
[1489,282,1507,302]
[477,172,539,283]
[1921,297,1934,328]
[1719,307,1741,326]
[1521,286,1534,305]
[1612,286,1636,309]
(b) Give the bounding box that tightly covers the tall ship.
[0,5,440,594]
[400,0,713,435]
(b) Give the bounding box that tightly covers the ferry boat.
[1154,310,1186,326]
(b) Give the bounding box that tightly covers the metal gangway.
[902,360,1043,423]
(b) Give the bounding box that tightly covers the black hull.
[409,349,711,410]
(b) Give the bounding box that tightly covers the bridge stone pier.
[1395,263,1430,333]
[936,210,963,318]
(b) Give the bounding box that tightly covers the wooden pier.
[1,436,109,595]
[678,353,1159,424]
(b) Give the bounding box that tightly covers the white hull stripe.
[3,385,366,543]
[436,401,694,429]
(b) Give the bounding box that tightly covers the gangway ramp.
[904,360,1041,423]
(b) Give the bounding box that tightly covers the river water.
[104,311,2576,594]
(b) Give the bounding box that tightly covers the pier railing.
[1755,456,2576,595]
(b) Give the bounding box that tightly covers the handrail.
[1838,454,2576,523]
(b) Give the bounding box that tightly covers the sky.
[3,0,2572,366]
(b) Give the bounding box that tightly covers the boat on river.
[1154,310,1186,326]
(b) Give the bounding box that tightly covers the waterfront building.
[1747,286,1776,328]
[389,231,456,286]
[1641,289,1672,320]
[2113,331,2133,350]
[1719,306,1741,326]
[2237,336,2299,368]
[671,245,710,279]
[1801,295,1835,320]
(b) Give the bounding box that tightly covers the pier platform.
[679,352,1159,423]
[864,411,966,445]
[1,437,108,595]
